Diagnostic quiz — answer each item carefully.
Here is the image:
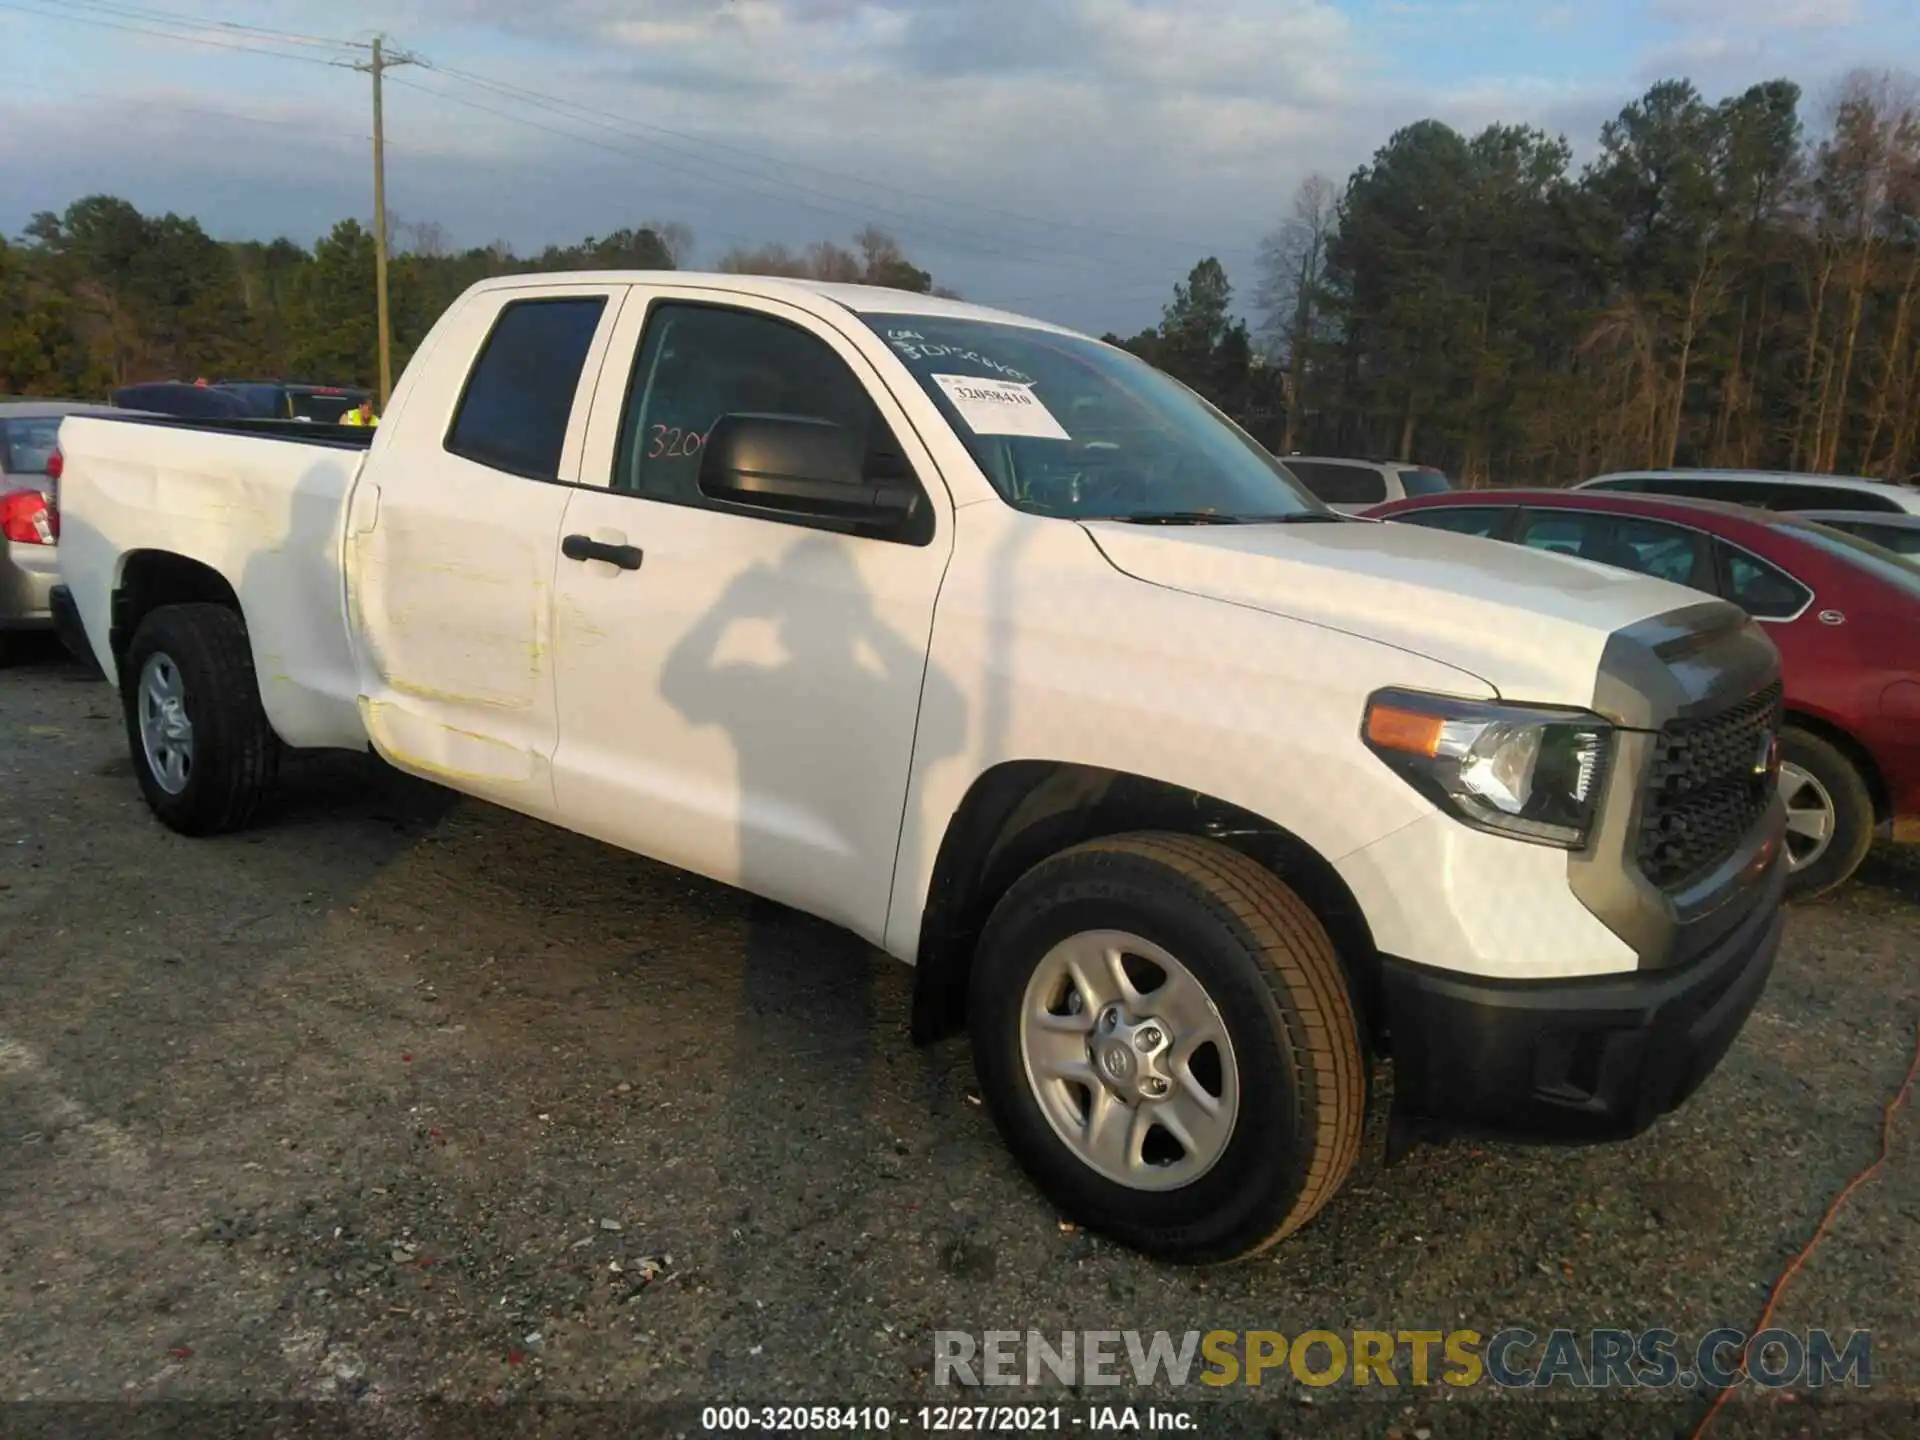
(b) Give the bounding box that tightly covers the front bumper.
[1382,850,1786,1143]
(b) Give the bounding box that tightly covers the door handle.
[562,533,644,571]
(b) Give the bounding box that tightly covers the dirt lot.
[3,639,1917,1439]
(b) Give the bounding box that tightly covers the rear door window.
[1515,510,1595,558]
[446,296,609,480]
[1391,506,1515,539]
[1283,460,1388,505]
[1516,510,1710,587]
[1716,544,1813,619]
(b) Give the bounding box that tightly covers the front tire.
[1779,726,1874,902]
[967,833,1366,1264]
[122,603,280,835]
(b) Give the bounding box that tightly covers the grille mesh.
[1636,681,1784,890]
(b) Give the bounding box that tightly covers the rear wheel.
[122,603,280,835]
[967,832,1366,1263]
[1779,726,1874,902]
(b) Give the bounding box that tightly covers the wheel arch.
[909,760,1384,1053]
[110,550,243,684]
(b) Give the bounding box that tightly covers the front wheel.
[122,603,280,836]
[967,833,1367,1264]
[1779,727,1875,902]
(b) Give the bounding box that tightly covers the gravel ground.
[2,639,1916,1440]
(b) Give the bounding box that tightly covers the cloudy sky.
[2,0,1916,335]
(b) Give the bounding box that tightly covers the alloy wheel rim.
[1018,929,1240,1192]
[138,651,194,796]
[1778,760,1836,872]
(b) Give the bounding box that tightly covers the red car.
[1367,488,1920,899]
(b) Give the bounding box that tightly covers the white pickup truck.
[52,273,1789,1263]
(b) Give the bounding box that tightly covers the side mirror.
[698,413,918,530]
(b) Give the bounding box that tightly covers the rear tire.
[967,832,1367,1264]
[1779,727,1874,903]
[122,603,280,835]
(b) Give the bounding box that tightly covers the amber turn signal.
[1365,703,1446,758]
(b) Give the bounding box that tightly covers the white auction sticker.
[932,374,1071,440]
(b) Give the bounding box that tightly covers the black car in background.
[111,380,370,422]
[112,381,253,418]
[216,381,371,423]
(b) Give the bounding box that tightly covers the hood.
[1080,517,1721,706]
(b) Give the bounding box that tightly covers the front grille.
[1636,680,1784,890]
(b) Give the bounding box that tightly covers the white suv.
[1274,454,1454,514]
[1577,468,1920,516]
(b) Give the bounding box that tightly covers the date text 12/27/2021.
[700,1405,1197,1432]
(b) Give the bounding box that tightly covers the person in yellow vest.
[342,397,379,427]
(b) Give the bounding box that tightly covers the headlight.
[1362,689,1613,848]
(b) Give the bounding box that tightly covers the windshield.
[1787,520,1920,598]
[863,314,1324,520]
[1,417,64,476]
[1398,466,1453,497]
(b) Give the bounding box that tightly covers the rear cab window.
[446,296,610,480]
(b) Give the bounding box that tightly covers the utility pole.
[352,35,417,409]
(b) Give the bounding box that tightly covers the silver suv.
[1274,454,1454,514]
[1576,467,1920,516]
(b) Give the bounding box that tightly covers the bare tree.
[717,242,809,277]
[643,219,695,268]
[400,219,449,259]
[1254,173,1339,452]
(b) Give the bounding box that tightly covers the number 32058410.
[648,424,706,459]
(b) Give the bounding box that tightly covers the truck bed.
[55,413,373,752]
[82,410,379,451]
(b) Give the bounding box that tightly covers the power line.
[397,72,1098,272]
[425,61,1260,261]
[0,0,344,66]
[10,0,1259,273]
[392,73,1183,283]
[378,77,815,254]
[0,81,436,156]
[6,0,1261,303]
[57,0,361,53]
